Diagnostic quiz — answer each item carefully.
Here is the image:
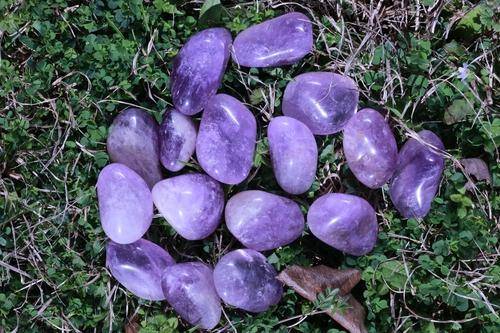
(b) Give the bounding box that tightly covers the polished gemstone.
[225,190,304,251]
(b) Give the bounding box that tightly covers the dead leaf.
[278,265,367,333]
[124,315,139,333]
[460,158,491,190]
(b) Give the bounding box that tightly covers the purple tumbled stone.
[97,163,153,244]
[152,173,224,240]
[171,28,232,115]
[282,72,359,135]
[343,108,398,188]
[161,262,221,330]
[389,130,445,219]
[225,190,304,251]
[232,12,313,67]
[107,108,162,188]
[307,193,378,256]
[213,249,283,312]
[268,116,317,194]
[196,94,257,185]
[159,109,197,172]
[106,239,175,300]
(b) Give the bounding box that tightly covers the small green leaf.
[444,99,474,125]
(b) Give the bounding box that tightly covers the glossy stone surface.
[196,94,257,184]
[161,262,221,330]
[213,249,283,312]
[232,12,313,67]
[152,173,224,240]
[107,108,162,188]
[268,116,317,194]
[171,28,232,115]
[225,190,304,251]
[343,108,398,188]
[307,193,378,256]
[389,130,445,219]
[97,163,153,244]
[159,109,197,172]
[282,72,359,135]
[106,239,175,300]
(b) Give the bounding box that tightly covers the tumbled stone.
[283,72,359,135]
[161,262,221,330]
[213,249,283,312]
[196,94,257,184]
[106,239,175,300]
[107,108,162,188]
[232,12,313,67]
[225,190,304,251]
[152,173,224,240]
[268,116,317,194]
[389,130,445,218]
[171,28,232,115]
[343,108,398,188]
[307,193,378,256]
[159,109,197,172]
[97,163,153,244]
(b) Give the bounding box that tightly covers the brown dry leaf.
[124,315,139,333]
[277,265,367,333]
[460,158,491,190]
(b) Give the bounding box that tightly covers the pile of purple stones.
[97,12,445,329]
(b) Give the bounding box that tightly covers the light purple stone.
[171,28,232,115]
[268,116,317,194]
[225,190,304,251]
[282,72,359,135]
[213,249,283,312]
[161,262,221,330]
[97,163,153,244]
[159,109,197,172]
[107,108,162,189]
[232,12,313,67]
[152,173,224,240]
[343,108,398,189]
[389,130,445,219]
[307,193,378,256]
[106,239,175,300]
[196,94,257,185]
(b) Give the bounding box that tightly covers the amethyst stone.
[107,108,162,189]
[196,94,257,185]
[106,239,175,300]
[232,12,313,67]
[389,130,445,218]
[213,249,283,312]
[161,262,221,329]
[343,108,398,188]
[283,72,359,135]
[225,190,304,251]
[159,109,197,172]
[268,116,317,194]
[171,28,232,115]
[152,173,224,240]
[307,193,378,256]
[97,163,153,244]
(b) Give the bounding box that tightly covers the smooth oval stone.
[389,130,445,219]
[106,239,175,300]
[213,249,283,312]
[268,116,317,194]
[152,173,224,240]
[225,190,304,251]
[343,108,398,188]
[161,262,221,330]
[171,28,232,115]
[232,12,313,67]
[196,94,257,185]
[107,108,162,188]
[159,109,197,172]
[97,163,153,244]
[307,193,378,256]
[282,72,359,135]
